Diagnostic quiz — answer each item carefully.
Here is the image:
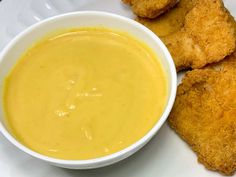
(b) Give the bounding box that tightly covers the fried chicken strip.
[162,0,236,71]
[168,51,236,175]
[137,0,236,71]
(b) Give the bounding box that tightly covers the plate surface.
[0,0,235,177]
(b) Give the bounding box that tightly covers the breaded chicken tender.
[137,0,196,36]
[122,0,179,19]
[168,52,236,175]
[162,0,236,71]
[137,0,236,71]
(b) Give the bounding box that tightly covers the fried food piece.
[162,0,236,71]
[137,0,196,36]
[137,0,236,71]
[122,0,179,19]
[168,52,236,175]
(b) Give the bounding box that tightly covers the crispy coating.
[168,52,236,175]
[162,0,236,71]
[122,0,179,19]
[137,0,196,36]
[139,0,236,71]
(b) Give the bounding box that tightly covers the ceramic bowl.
[0,11,177,169]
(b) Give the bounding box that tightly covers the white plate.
[0,0,235,177]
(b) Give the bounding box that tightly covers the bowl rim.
[0,11,177,167]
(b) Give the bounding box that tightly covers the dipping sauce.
[4,28,167,160]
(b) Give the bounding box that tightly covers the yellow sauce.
[4,28,168,160]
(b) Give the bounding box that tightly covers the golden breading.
[162,0,236,71]
[139,0,236,71]
[168,52,236,175]
[122,0,179,19]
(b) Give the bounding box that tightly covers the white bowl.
[0,11,177,169]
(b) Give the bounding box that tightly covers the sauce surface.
[4,28,167,160]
